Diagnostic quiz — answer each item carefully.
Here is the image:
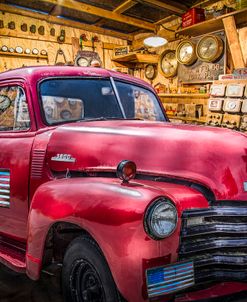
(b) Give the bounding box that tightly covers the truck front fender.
[26,177,208,302]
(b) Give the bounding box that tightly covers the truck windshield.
[40,78,165,125]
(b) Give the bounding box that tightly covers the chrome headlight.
[144,197,178,239]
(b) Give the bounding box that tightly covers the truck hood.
[46,120,247,201]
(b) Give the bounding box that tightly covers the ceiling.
[0,0,211,40]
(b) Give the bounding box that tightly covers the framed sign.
[177,55,225,83]
[114,46,129,57]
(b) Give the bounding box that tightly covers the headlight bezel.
[144,197,178,240]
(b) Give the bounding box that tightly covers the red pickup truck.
[0,66,247,302]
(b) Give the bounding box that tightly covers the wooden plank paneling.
[0,3,132,41]
[0,11,127,72]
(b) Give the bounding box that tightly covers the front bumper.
[146,206,247,300]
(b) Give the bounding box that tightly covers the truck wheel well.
[42,222,93,268]
[42,222,127,302]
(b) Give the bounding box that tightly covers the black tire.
[62,236,120,302]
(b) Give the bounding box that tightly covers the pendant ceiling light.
[143,36,168,48]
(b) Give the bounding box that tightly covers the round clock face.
[196,35,224,62]
[176,40,197,65]
[0,95,11,111]
[76,56,89,67]
[159,50,178,78]
[15,46,23,54]
[1,46,8,52]
[145,64,157,80]
[32,48,39,55]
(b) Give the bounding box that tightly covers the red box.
[182,8,205,28]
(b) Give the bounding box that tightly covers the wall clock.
[196,35,224,62]
[176,40,197,65]
[159,49,178,78]
[145,64,157,80]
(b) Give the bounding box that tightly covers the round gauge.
[0,95,11,111]
[159,49,178,78]
[196,35,224,62]
[1,45,8,52]
[9,47,15,53]
[32,48,39,55]
[228,101,236,110]
[15,46,23,54]
[40,49,47,56]
[75,56,90,67]
[145,64,157,80]
[176,40,197,65]
[25,48,31,54]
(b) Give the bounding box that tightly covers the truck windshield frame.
[39,77,166,125]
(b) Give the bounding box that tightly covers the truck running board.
[0,237,26,273]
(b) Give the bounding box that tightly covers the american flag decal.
[0,171,10,208]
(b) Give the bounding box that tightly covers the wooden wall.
[0,11,127,72]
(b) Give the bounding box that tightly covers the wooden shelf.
[0,51,48,60]
[167,115,206,123]
[176,7,247,37]
[112,52,159,64]
[159,93,209,98]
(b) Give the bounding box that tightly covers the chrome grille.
[180,206,247,284]
[0,171,10,208]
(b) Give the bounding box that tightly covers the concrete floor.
[1,264,247,302]
[0,264,62,302]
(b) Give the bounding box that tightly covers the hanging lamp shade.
[143,36,168,47]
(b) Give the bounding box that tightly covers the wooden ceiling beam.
[49,4,63,16]
[94,0,139,29]
[0,3,133,41]
[38,0,155,31]
[155,15,178,25]
[113,0,138,14]
[192,0,219,8]
[141,0,187,15]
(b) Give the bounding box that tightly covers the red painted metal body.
[0,66,247,301]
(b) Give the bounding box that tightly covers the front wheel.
[62,236,120,302]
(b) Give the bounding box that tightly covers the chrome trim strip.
[0,178,10,182]
[0,189,10,194]
[0,194,10,200]
[0,183,10,188]
[0,172,10,176]
[0,200,10,207]
[0,171,10,208]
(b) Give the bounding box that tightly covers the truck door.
[0,84,35,241]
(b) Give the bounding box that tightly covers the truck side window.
[0,86,30,131]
